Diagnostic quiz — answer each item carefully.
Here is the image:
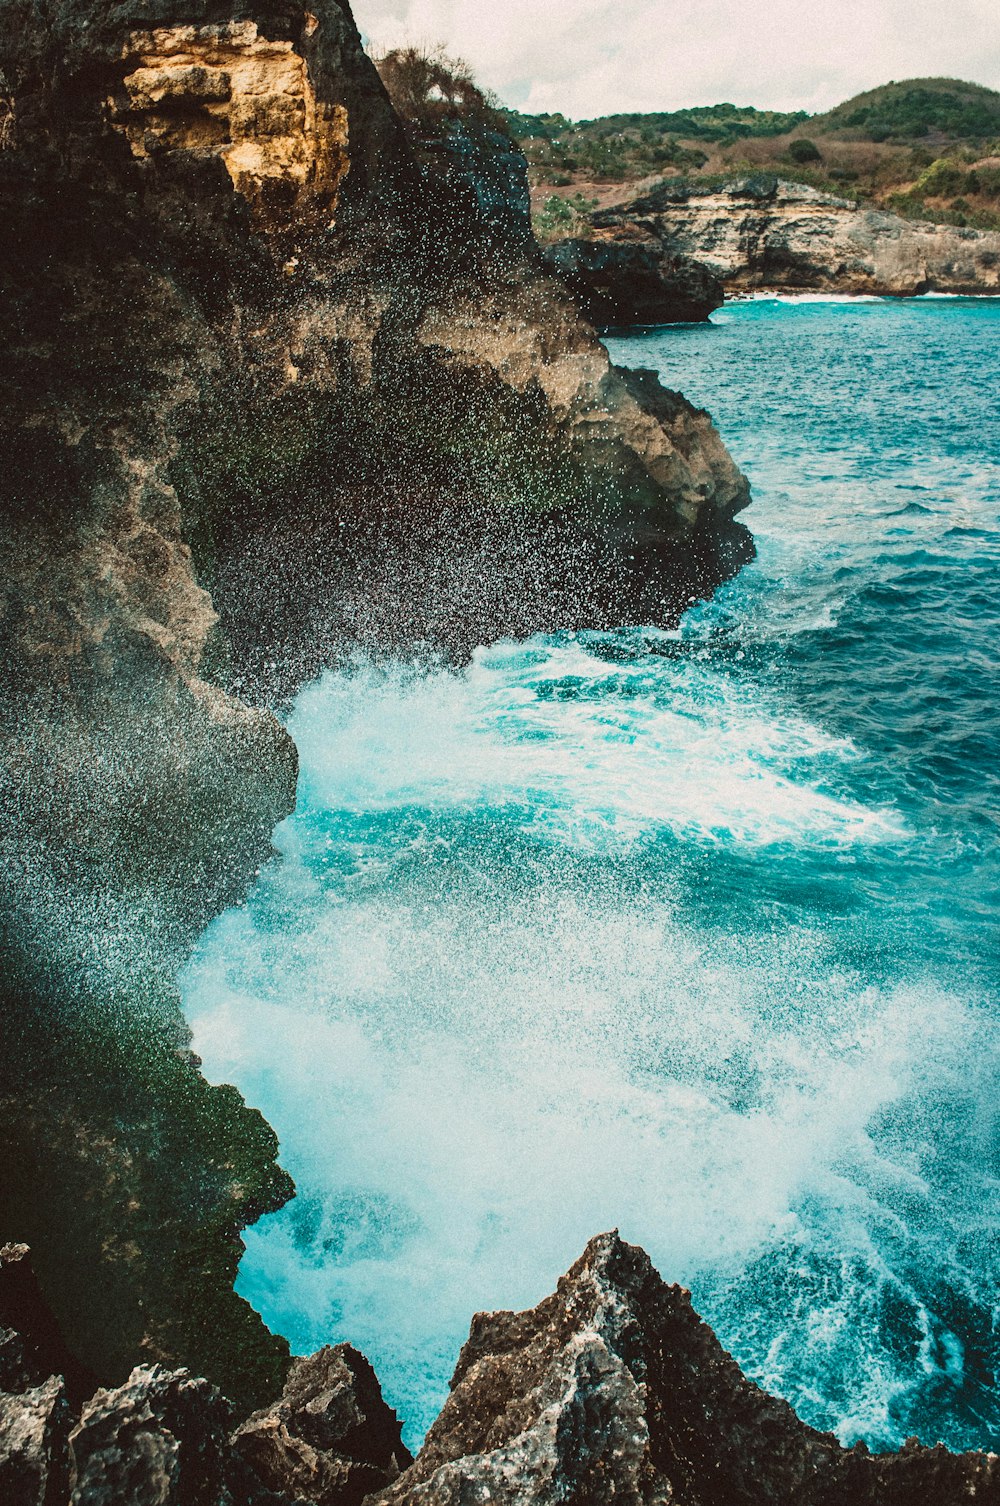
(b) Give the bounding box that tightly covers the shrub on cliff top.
[913,156,972,197]
[376,46,509,142]
[533,192,599,242]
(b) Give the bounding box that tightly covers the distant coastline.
[512,77,1000,322]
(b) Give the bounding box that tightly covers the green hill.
[811,77,1000,143]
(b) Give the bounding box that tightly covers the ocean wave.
[182,295,1000,1456]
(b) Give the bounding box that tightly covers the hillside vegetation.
[812,77,1000,142]
[509,76,1000,236]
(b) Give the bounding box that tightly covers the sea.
[182,293,1000,1453]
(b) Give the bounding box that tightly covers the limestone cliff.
[0,0,749,1418]
[586,176,1000,296]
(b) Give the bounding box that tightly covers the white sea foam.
[180,644,976,1449]
[186,836,987,1447]
[182,296,1000,1455]
[723,293,887,307]
[289,643,906,853]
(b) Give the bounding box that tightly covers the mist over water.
[182,296,1000,1453]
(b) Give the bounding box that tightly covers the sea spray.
[182,296,1000,1454]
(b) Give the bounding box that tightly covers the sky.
[351,0,1000,120]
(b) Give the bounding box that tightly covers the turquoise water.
[182,295,1000,1454]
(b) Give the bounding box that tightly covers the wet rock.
[0,1268,411,1506]
[0,1375,72,1506]
[544,236,723,326]
[234,1343,411,1503]
[2,1235,996,1506]
[67,1365,245,1505]
[376,1231,1000,1505]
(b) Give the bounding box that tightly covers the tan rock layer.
[591,178,1000,296]
[111,21,349,224]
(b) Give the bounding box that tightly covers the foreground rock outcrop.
[585,175,1000,295]
[1,1355,408,1505]
[233,1345,412,1502]
[0,1248,409,1504]
[379,1232,998,1506]
[3,1238,995,1505]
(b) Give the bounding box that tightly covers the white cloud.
[352,0,1000,118]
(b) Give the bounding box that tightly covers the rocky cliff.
[581,175,1000,296]
[0,0,750,1423]
[542,236,723,326]
[3,1237,997,1505]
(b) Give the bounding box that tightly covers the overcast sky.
[352,0,1000,119]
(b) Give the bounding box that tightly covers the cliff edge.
[0,0,749,1415]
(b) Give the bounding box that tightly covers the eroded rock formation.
[2,1238,995,1506]
[0,1378,72,1506]
[378,1232,1000,1506]
[544,236,724,326]
[586,175,1000,295]
[110,21,350,225]
[233,1346,412,1503]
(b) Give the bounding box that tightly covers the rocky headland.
[549,175,1000,308]
[0,0,995,1498]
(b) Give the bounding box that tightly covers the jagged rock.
[544,236,723,326]
[589,175,1000,295]
[233,1344,411,1504]
[2,1237,996,1506]
[0,1279,411,1506]
[67,1364,254,1505]
[0,1375,72,1506]
[376,1232,1000,1505]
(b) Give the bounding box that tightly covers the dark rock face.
[377,1232,1000,1506]
[588,175,1000,295]
[0,0,749,1420]
[0,1377,72,1506]
[233,1345,411,1503]
[544,236,724,326]
[421,120,536,253]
